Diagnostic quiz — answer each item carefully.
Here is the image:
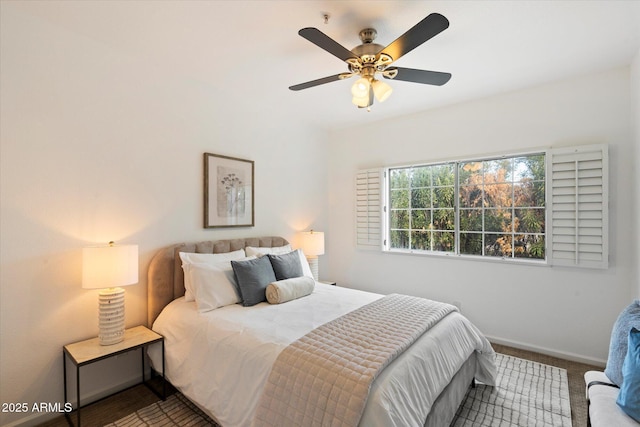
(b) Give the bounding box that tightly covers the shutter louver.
[548,144,608,268]
[356,169,383,250]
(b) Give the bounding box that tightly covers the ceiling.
[9,0,640,130]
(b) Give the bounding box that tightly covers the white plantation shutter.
[548,144,608,268]
[355,169,384,250]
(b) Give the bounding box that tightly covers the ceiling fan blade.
[383,67,452,86]
[379,13,449,62]
[289,74,347,91]
[298,28,358,62]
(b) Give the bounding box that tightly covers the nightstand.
[319,280,337,286]
[63,325,165,427]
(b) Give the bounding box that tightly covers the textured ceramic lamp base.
[98,287,125,345]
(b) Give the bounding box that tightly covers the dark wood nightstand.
[63,325,165,427]
[319,280,337,286]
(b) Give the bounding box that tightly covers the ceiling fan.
[289,13,452,110]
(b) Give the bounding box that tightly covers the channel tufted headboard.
[147,236,289,326]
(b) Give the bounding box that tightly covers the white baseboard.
[486,335,607,367]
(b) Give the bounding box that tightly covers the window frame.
[356,144,608,269]
[383,150,548,264]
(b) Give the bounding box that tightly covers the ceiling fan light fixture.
[371,79,392,102]
[351,94,370,108]
[290,13,451,110]
[351,77,370,98]
[352,85,374,109]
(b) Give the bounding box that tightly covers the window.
[355,144,608,268]
[388,153,546,260]
[389,164,456,252]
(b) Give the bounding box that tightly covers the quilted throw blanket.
[253,294,457,427]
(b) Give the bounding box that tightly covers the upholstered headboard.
[147,236,289,326]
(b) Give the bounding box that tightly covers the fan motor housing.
[352,27,383,59]
[351,43,384,58]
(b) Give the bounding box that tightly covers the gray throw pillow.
[604,300,640,386]
[231,256,277,307]
[267,250,303,281]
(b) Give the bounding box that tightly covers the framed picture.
[204,153,254,228]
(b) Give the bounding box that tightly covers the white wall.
[1,3,638,426]
[0,6,328,426]
[327,67,634,364]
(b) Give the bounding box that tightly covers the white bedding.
[148,283,496,427]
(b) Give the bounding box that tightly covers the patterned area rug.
[105,353,571,427]
[104,392,219,427]
[451,353,572,426]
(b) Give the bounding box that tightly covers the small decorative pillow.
[183,261,242,312]
[617,327,640,422]
[267,250,303,280]
[231,256,277,307]
[605,300,640,386]
[179,249,246,302]
[266,276,315,304]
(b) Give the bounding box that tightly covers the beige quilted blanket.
[253,294,457,427]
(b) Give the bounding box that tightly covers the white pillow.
[245,244,292,257]
[183,261,242,312]
[179,249,246,301]
[295,249,314,279]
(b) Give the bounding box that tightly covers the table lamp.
[82,242,138,345]
[300,230,325,281]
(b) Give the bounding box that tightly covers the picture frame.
[203,153,254,228]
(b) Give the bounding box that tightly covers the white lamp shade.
[371,79,393,102]
[351,77,370,98]
[300,231,325,256]
[82,244,139,289]
[352,95,370,107]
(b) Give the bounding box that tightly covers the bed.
[147,236,496,427]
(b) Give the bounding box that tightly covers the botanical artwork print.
[204,152,253,228]
[217,166,246,218]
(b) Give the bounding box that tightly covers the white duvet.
[148,283,496,427]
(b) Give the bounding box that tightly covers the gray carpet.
[451,354,572,426]
[105,353,571,427]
